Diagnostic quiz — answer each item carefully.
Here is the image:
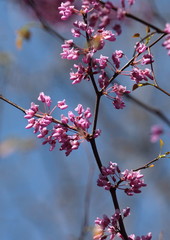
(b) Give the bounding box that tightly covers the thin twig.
[125,94,170,127]
[133,153,170,171]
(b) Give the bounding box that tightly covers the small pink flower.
[58,1,75,20]
[70,64,88,84]
[164,23,170,33]
[162,35,170,55]
[98,70,109,89]
[60,47,79,60]
[102,30,116,41]
[30,102,39,112]
[135,42,147,53]
[111,83,130,96]
[150,125,163,143]
[117,8,126,20]
[25,118,35,129]
[123,207,130,217]
[57,99,68,110]
[112,50,124,68]
[71,28,81,38]
[130,68,153,83]
[75,104,84,114]
[73,20,87,31]
[95,55,108,69]
[24,109,36,119]
[38,92,52,107]
[61,39,74,49]
[113,96,125,109]
[141,54,154,65]
[37,127,48,138]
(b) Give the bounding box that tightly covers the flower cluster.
[97,161,146,196]
[93,208,129,240]
[130,68,153,84]
[93,209,152,240]
[59,1,120,92]
[24,92,100,156]
[106,83,131,109]
[58,1,75,20]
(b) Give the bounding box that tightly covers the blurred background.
[0,0,170,239]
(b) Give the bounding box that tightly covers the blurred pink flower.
[150,125,163,143]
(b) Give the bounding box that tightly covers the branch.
[89,138,128,239]
[99,0,165,33]
[0,95,79,132]
[26,0,65,42]
[133,152,170,171]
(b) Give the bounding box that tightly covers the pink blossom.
[122,169,147,196]
[38,92,52,107]
[98,70,109,89]
[164,23,170,33]
[93,208,131,240]
[25,118,35,129]
[95,55,108,69]
[75,104,84,114]
[123,207,130,217]
[70,64,89,84]
[141,54,154,65]
[58,1,75,20]
[61,39,79,60]
[112,50,123,68]
[24,109,36,119]
[111,83,130,96]
[73,20,87,31]
[37,127,48,138]
[93,129,101,138]
[30,102,39,112]
[61,39,74,49]
[25,94,99,155]
[128,232,152,240]
[61,114,69,124]
[117,8,126,20]
[101,29,116,41]
[71,28,81,37]
[38,115,52,126]
[113,96,125,109]
[130,68,153,83]
[97,162,146,195]
[150,125,163,143]
[162,35,170,55]
[57,99,68,110]
[60,47,79,60]
[135,42,147,53]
